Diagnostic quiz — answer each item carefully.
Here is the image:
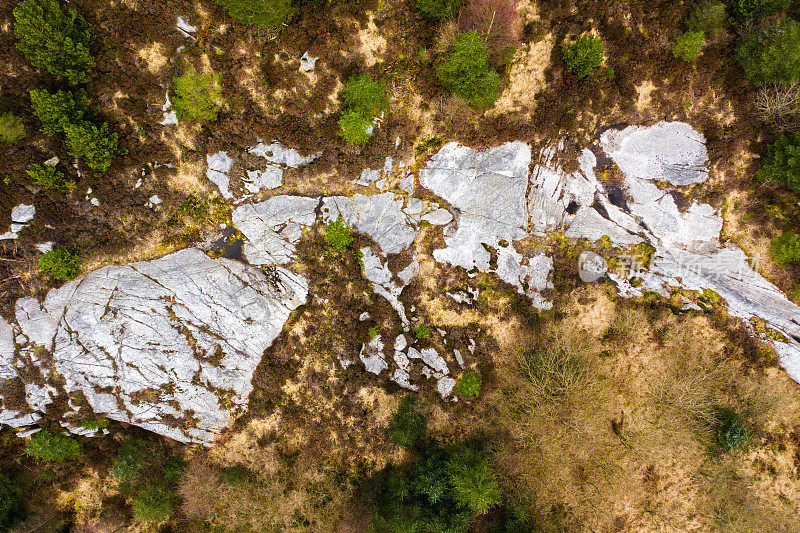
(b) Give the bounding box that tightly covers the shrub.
[756,132,800,192]
[562,35,605,79]
[341,74,389,119]
[13,0,94,85]
[337,110,373,145]
[770,232,800,266]
[25,430,82,462]
[416,0,463,20]
[687,1,728,34]
[459,0,523,61]
[324,216,353,251]
[755,80,800,131]
[131,485,176,522]
[30,88,90,136]
[0,473,23,529]
[414,324,430,340]
[736,18,800,87]
[172,72,221,122]
[386,395,428,448]
[212,0,293,26]
[0,112,26,144]
[446,446,501,515]
[673,31,706,62]
[63,121,118,171]
[454,369,482,397]
[26,163,72,191]
[715,408,752,450]
[111,438,149,484]
[39,246,80,280]
[732,0,790,21]
[517,347,586,402]
[436,31,501,107]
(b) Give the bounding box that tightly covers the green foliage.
[414,324,430,340]
[337,74,388,145]
[13,0,95,85]
[736,18,800,87]
[0,112,26,144]
[341,74,389,118]
[111,438,149,485]
[415,0,462,20]
[131,485,176,522]
[212,0,293,26]
[30,88,117,170]
[454,370,482,397]
[172,72,221,122]
[0,473,23,529]
[26,163,72,191]
[324,216,353,251]
[79,417,108,430]
[368,326,379,340]
[687,1,728,34]
[687,1,728,32]
[39,246,79,281]
[756,132,800,191]
[436,31,501,107]
[30,88,90,136]
[770,232,800,266]
[362,442,500,532]
[63,121,119,171]
[446,446,501,515]
[25,430,82,462]
[715,408,752,450]
[732,0,790,21]
[386,395,429,448]
[162,459,187,484]
[562,35,605,79]
[337,110,373,145]
[673,31,706,62]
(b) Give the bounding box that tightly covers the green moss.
[414,324,430,340]
[173,71,221,122]
[0,112,26,144]
[25,430,82,462]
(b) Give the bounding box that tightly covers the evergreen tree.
[13,0,95,85]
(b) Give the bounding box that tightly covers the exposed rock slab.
[5,249,307,444]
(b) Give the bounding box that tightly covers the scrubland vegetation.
[2,0,800,530]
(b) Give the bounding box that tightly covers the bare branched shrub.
[754,81,800,132]
[433,20,460,56]
[458,0,523,62]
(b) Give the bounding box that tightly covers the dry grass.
[486,292,800,530]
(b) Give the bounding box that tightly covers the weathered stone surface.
[207,152,234,200]
[360,247,411,326]
[0,317,14,382]
[599,122,709,186]
[233,196,319,265]
[360,335,388,375]
[0,204,35,240]
[300,52,318,72]
[248,141,321,168]
[7,249,307,443]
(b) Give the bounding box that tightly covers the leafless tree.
[754,81,800,132]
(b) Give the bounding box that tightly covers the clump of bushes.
[27,163,73,191]
[687,0,728,35]
[562,35,605,79]
[324,216,353,251]
[386,394,429,448]
[459,0,522,62]
[13,0,95,85]
[25,430,82,462]
[770,232,800,266]
[111,438,185,523]
[0,112,26,144]
[436,31,501,107]
[736,18,800,87]
[732,0,790,21]
[715,408,752,450]
[0,473,23,530]
[754,80,800,131]
[172,71,222,122]
[212,0,293,26]
[454,369,482,397]
[39,246,80,280]
[337,74,388,145]
[756,132,800,191]
[416,0,462,20]
[673,31,706,62]
[30,88,118,171]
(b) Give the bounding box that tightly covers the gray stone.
[360,335,387,375]
[360,247,410,326]
[233,196,318,265]
[248,141,321,168]
[300,52,318,72]
[207,152,234,200]
[0,204,35,240]
[578,251,608,282]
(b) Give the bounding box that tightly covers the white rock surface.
[176,16,197,38]
[0,204,35,240]
[207,152,234,200]
[233,196,318,265]
[4,249,308,444]
[160,90,178,125]
[248,141,321,168]
[300,52,318,72]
